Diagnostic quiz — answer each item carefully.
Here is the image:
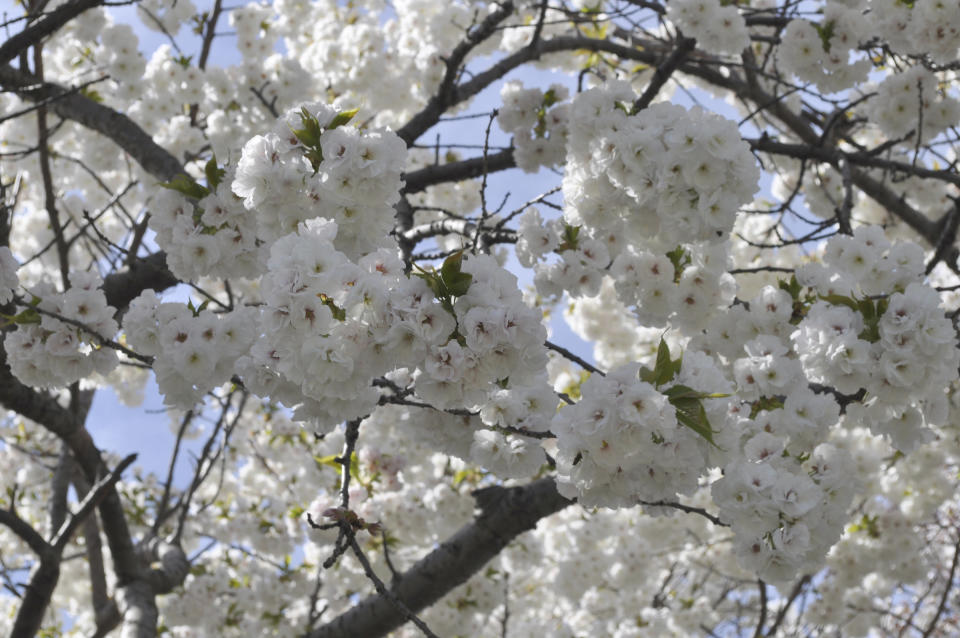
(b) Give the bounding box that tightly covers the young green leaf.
[328,106,360,130]
[159,174,210,200]
[204,155,226,191]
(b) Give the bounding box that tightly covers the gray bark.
[309,478,571,638]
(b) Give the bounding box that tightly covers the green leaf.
[440,250,473,297]
[1,307,40,325]
[328,106,360,130]
[662,384,721,448]
[313,453,340,472]
[319,294,346,322]
[814,19,836,53]
[640,339,683,387]
[663,384,703,401]
[542,88,560,108]
[666,246,691,282]
[847,513,880,538]
[413,269,444,298]
[672,395,719,448]
[159,174,210,200]
[820,293,859,312]
[292,107,322,148]
[778,275,802,301]
[186,299,206,317]
[204,155,226,191]
[556,223,580,252]
[80,87,103,103]
[749,396,784,419]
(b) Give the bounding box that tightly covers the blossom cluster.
[609,242,736,330]
[564,82,759,252]
[234,219,403,429]
[498,81,570,172]
[4,272,119,388]
[713,442,856,583]
[414,254,549,413]
[552,354,730,509]
[122,290,258,409]
[666,0,749,57]
[777,10,871,93]
[148,181,261,281]
[515,208,608,299]
[229,212,549,434]
[793,228,958,451]
[867,66,960,141]
[232,103,407,258]
[870,0,960,64]
[148,102,408,284]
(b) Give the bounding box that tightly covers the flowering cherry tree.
[3,0,960,635]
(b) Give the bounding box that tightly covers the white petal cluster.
[415,254,549,409]
[551,363,718,508]
[666,0,749,56]
[149,182,262,281]
[869,0,960,64]
[469,429,546,479]
[4,272,119,388]
[0,246,18,304]
[798,225,924,297]
[868,66,960,142]
[232,103,407,258]
[793,227,958,451]
[714,444,856,584]
[123,290,257,409]
[498,81,570,173]
[98,23,147,86]
[777,8,872,92]
[235,220,399,429]
[136,0,196,35]
[148,103,408,282]
[610,243,736,330]
[564,82,759,251]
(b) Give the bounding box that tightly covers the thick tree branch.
[0,509,49,557]
[9,453,135,638]
[51,453,137,551]
[397,1,516,145]
[402,148,516,194]
[0,65,184,182]
[309,478,571,638]
[0,65,182,304]
[632,35,696,113]
[0,0,106,66]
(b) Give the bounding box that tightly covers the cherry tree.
[3,0,960,635]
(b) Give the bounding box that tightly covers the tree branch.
[632,35,696,113]
[308,478,571,638]
[9,453,135,638]
[0,64,184,182]
[0,0,106,66]
[402,148,516,194]
[397,1,516,145]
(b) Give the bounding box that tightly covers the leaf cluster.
[413,250,473,318]
[640,339,726,447]
[291,106,360,174]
